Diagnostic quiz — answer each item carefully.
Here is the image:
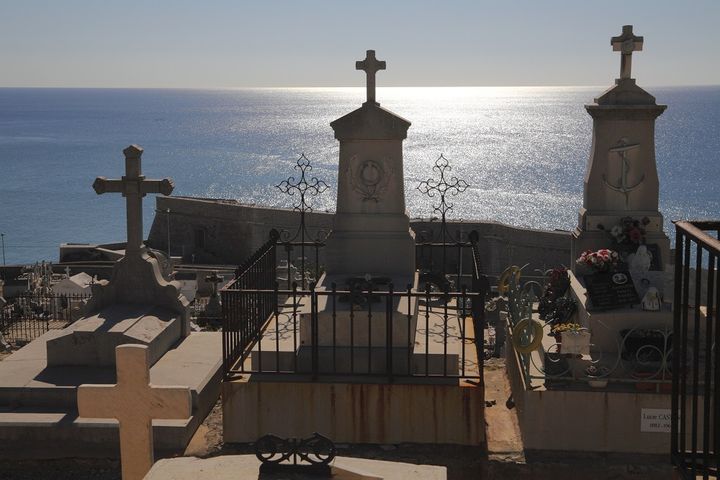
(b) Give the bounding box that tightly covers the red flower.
[629,227,643,244]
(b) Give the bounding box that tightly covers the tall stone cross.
[93,145,174,256]
[356,50,386,105]
[611,25,643,80]
[78,344,191,480]
[206,270,224,298]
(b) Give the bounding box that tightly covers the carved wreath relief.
[348,155,392,202]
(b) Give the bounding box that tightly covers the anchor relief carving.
[602,137,643,208]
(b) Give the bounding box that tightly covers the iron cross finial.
[356,50,386,105]
[611,25,644,80]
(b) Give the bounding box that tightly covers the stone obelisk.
[572,25,669,272]
[325,50,415,278]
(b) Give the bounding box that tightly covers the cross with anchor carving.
[92,145,175,256]
[611,25,643,80]
[356,50,386,105]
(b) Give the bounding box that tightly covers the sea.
[0,86,718,265]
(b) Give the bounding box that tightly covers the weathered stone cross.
[93,145,174,256]
[78,345,191,480]
[356,50,386,105]
[611,25,643,80]
[206,270,224,298]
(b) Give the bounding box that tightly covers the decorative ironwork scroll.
[415,155,470,283]
[276,154,329,243]
[255,433,336,475]
[417,154,469,226]
[275,154,329,289]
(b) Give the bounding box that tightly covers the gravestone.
[47,145,189,366]
[325,50,415,278]
[204,270,224,318]
[568,26,672,352]
[301,51,420,373]
[572,25,670,276]
[78,344,191,480]
[0,145,223,460]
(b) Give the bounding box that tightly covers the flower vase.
[559,330,591,355]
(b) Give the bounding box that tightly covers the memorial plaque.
[584,270,640,310]
[641,408,671,433]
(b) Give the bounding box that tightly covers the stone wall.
[147,196,571,276]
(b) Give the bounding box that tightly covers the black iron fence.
[672,220,720,480]
[222,280,482,381]
[220,153,486,381]
[222,232,278,375]
[1,292,90,344]
[221,230,486,381]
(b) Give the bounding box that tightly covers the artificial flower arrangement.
[601,216,650,247]
[551,322,591,355]
[551,322,583,335]
[576,248,620,272]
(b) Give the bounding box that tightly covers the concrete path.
[145,455,446,479]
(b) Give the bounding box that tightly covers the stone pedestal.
[301,273,418,348]
[46,248,189,367]
[572,80,669,274]
[325,102,415,277]
[568,27,673,363]
[568,271,672,353]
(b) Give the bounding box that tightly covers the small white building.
[53,272,95,296]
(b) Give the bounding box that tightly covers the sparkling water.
[0,86,717,264]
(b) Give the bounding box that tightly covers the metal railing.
[502,266,674,392]
[222,232,278,375]
[1,292,90,344]
[222,280,481,381]
[220,153,485,381]
[672,220,719,480]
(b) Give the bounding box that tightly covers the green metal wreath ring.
[512,317,544,353]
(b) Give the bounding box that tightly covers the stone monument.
[47,145,189,366]
[204,270,224,318]
[569,26,671,351]
[0,145,223,460]
[325,50,415,278]
[79,344,191,480]
[572,25,669,275]
[298,50,419,372]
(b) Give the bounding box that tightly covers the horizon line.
[1,83,719,90]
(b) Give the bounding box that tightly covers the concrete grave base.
[145,455,447,479]
[505,334,706,455]
[222,378,484,445]
[0,330,222,459]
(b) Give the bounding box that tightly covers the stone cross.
[205,271,224,298]
[93,145,174,256]
[611,25,643,80]
[78,345,191,480]
[356,50,386,105]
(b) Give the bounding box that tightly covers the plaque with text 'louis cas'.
[584,271,640,311]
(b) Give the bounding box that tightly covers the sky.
[1,0,719,88]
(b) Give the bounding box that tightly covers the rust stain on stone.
[376,384,386,440]
[432,386,439,441]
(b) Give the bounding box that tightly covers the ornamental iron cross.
[276,154,328,215]
[92,145,174,256]
[417,154,469,222]
[611,25,643,80]
[356,50,386,105]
